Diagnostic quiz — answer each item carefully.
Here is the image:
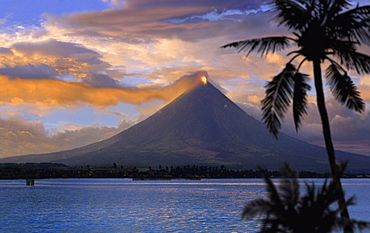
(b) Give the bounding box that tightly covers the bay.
[0,178,369,232]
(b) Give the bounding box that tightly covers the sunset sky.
[0,0,369,159]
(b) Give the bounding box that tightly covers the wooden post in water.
[26,179,34,186]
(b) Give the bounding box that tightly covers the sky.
[0,0,369,159]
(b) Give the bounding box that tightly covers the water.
[0,178,370,233]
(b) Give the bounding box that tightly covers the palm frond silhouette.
[242,164,370,233]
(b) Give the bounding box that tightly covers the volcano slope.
[2,81,370,172]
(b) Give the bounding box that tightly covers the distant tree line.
[146,164,329,179]
[0,163,357,180]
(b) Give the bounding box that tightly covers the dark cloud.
[0,64,58,79]
[83,73,121,88]
[12,39,103,64]
[0,47,13,55]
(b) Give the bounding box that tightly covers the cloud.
[358,75,370,102]
[101,0,126,7]
[263,97,370,156]
[43,0,272,42]
[0,117,133,158]
[0,40,111,79]
[0,71,209,108]
[36,1,284,92]
[83,73,121,88]
[12,39,101,61]
[0,47,13,55]
[0,64,58,79]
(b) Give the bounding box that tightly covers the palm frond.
[337,5,370,23]
[350,19,370,45]
[279,163,300,207]
[329,39,356,55]
[272,0,311,29]
[336,50,370,74]
[325,64,365,113]
[318,179,342,208]
[261,63,295,138]
[221,36,292,57]
[292,72,311,131]
[350,220,370,232]
[242,199,271,219]
[243,163,370,232]
[326,0,351,17]
[298,180,341,232]
[333,0,351,9]
[258,167,284,217]
[331,5,370,45]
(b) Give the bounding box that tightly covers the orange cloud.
[0,71,208,108]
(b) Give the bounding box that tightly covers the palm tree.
[243,164,369,233]
[222,0,369,230]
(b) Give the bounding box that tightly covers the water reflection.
[0,178,369,232]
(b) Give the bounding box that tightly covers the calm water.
[1,178,370,233]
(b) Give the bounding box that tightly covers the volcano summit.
[2,77,370,172]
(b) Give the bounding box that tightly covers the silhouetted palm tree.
[222,1,369,230]
[243,164,369,233]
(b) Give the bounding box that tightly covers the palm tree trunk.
[312,59,352,232]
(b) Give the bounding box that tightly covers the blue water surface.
[0,178,369,233]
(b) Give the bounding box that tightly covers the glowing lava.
[200,76,208,85]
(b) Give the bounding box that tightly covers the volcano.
[2,79,370,172]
